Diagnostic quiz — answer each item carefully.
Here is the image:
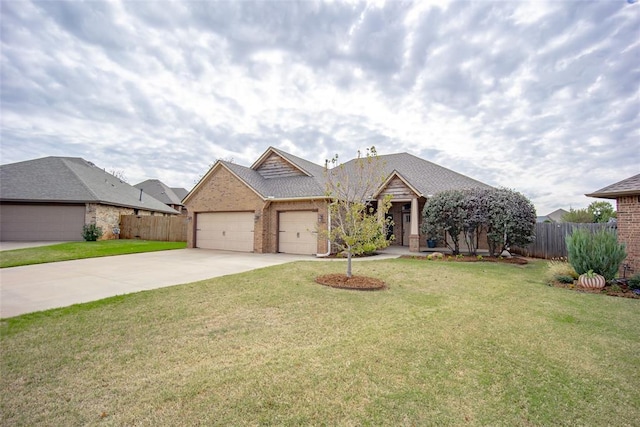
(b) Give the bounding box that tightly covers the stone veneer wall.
[617,195,640,277]
[86,203,161,240]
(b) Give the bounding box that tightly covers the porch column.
[410,197,420,252]
[377,198,385,223]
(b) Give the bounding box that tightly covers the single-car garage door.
[0,204,85,241]
[196,212,254,252]
[278,211,318,255]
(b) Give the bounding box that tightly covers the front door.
[402,211,411,247]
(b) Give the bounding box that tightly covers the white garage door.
[279,211,318,255]
[196,212,254,252]
[0,204,85,241]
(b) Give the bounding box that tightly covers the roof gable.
[0,157,178,214]
[375,172,420,200]
[253,152,308,178]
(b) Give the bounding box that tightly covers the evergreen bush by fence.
[511,222,615,259]
[119,215,187,242]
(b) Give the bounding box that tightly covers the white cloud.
[1,0,638,214]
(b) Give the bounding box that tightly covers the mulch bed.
[400,254,529,265]
[316,274,387,291]
[549,281,640,299]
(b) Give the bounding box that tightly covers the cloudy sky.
[1,0,638,215]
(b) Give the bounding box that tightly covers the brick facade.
[617,195,640,277]
[185,166,329,254]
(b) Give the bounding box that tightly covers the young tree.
[587,201,616,223]
[421,189,467,255]
[323,147,392,278]
[561,208,594,223]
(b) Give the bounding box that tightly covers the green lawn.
[0,240,187,268]
[1,259,638,426]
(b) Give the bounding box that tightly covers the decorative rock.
[500,250,512,258]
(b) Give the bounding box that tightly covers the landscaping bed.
[316,273,386,290]
[548,280,640,299]
[401,254,529,265]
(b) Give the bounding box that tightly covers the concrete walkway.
[0,248,402,318]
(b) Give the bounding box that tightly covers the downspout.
[316,203,332,257]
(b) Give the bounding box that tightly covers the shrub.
[565,228,626,280]
[82,224,103,241]
[545,260,578,284]
[629,274,640,290]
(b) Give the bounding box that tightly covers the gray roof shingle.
[134,179,185,206]
[586,174,640,198]
[0,157,178,214]
[216,149,491,200]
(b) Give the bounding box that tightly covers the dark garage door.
[0,204,86,241]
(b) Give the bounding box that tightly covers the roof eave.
[586,190,639,199]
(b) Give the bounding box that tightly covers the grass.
[0,240,187,268]
[1,259,639,426]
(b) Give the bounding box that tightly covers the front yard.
[1,258,638,426]
[0,240,186,268]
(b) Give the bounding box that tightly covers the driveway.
[0,249,310,318]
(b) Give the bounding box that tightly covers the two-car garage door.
[0,204,85,241]
[195,211,318,255]
[195,212,255,252]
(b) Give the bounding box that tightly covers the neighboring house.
[134,179,189,214]
[183,146,492,255]
[586,173,640,277]
[536,208,569,223]
[0,157,179,241]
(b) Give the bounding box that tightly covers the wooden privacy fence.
[511,222,616,259]
[119,215,188,242]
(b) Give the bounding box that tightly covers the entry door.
[402,212,411,246]
[278,211,317,255]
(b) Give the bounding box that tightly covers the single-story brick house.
[0,156,179,241]
[184,147,492,255]
[586,173,640,277]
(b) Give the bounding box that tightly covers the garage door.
[0,204,85,241]
[278,211,318,255]
[196,212,254,252]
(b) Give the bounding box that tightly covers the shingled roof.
[186,147,492,202]
[373,152,492,196]
[0,157,178,214]
[586,174,640,199]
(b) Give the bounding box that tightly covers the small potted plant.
[577,269,606,289]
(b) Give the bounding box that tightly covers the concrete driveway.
[0,249,310,318]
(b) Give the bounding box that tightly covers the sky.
[1,0,638,215]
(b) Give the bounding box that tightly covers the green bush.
[556,275,575,284]
[628,274,640,290]
[565,228,626,280]
[81,224,103,241]
[545,260,578,284]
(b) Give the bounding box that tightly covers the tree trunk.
[346,250,352,278]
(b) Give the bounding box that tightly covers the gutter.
[316,203,332,257]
